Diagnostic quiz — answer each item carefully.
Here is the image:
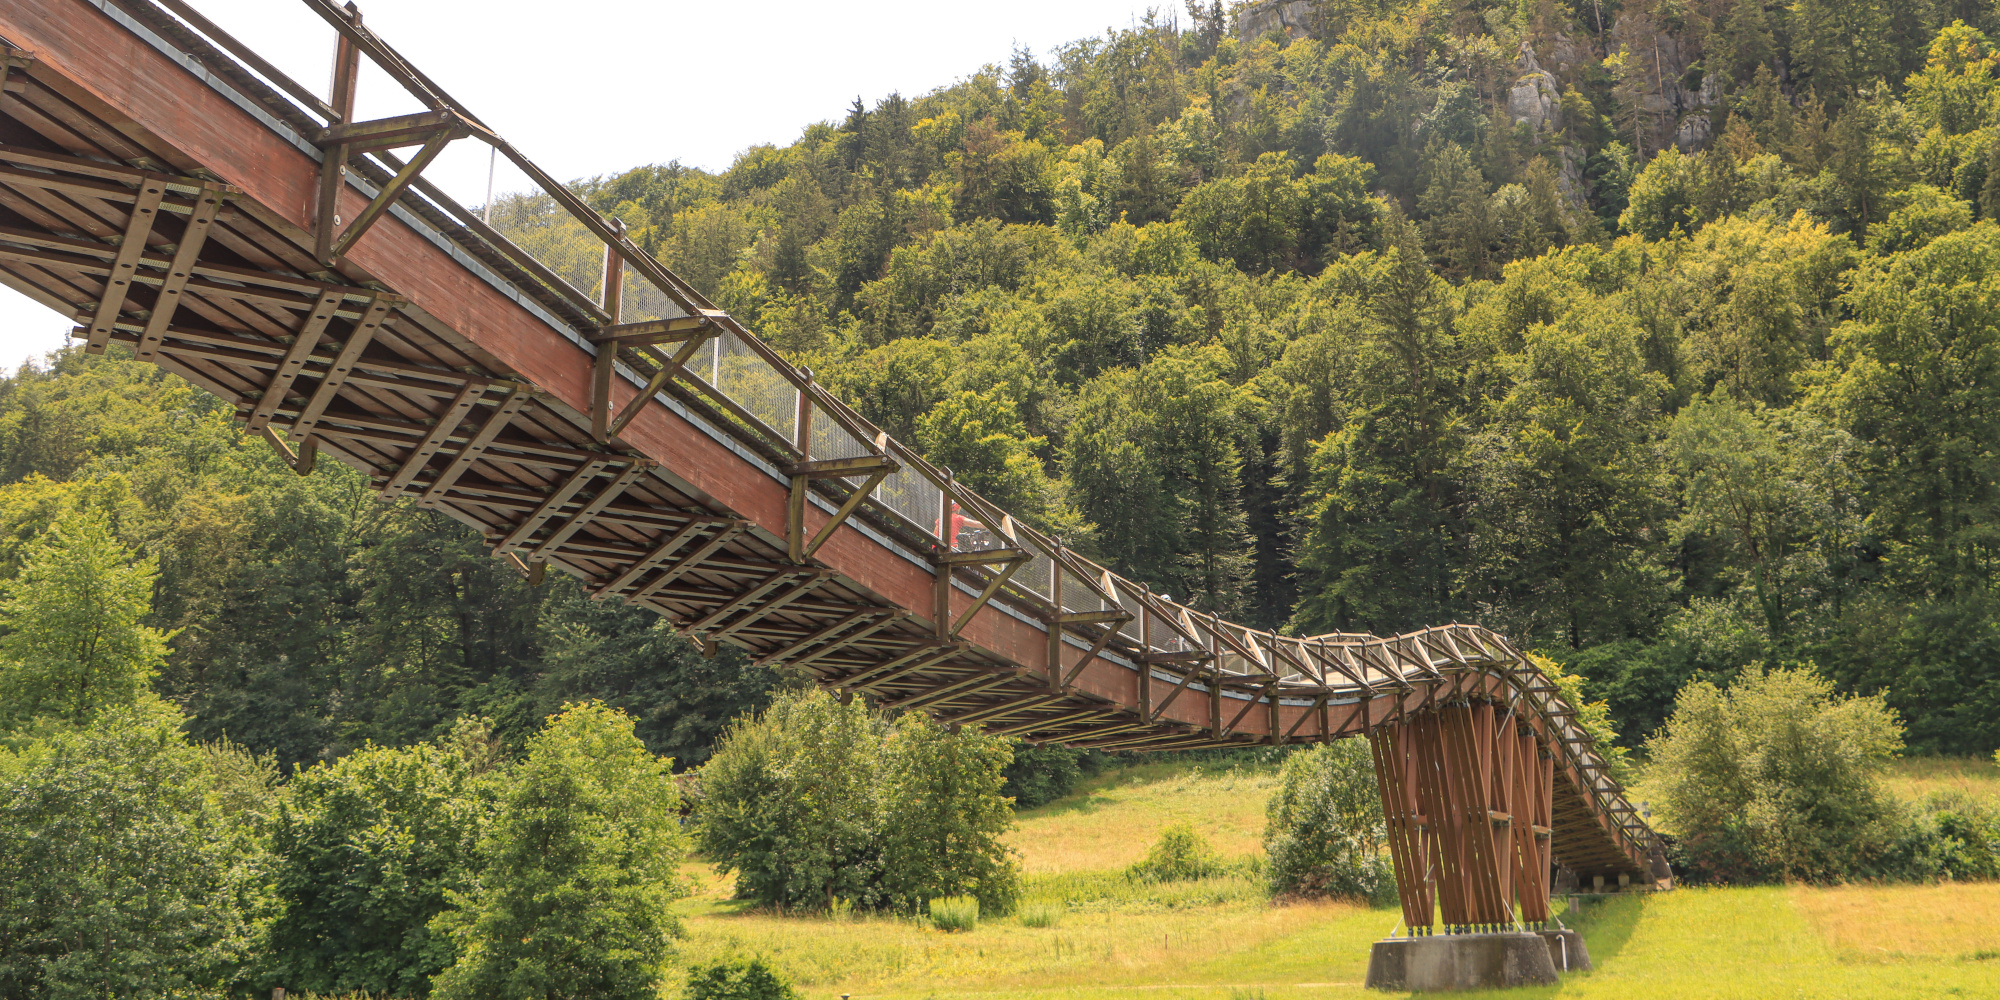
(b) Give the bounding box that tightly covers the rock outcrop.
[1509,43,1563,135]
[1236,0,1314,44]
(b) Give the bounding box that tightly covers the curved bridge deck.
[0,0,1658,909]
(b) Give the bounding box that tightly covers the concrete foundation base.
[1364,931,1565,991]
[1538,928,1591,972]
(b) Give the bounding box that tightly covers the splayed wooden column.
[1369,701,1557,934]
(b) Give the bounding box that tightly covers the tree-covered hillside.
[8,0,2000,759]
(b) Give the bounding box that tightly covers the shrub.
[694,690,1021,915]
[0,703,258,998]
[1878,791,2000,882]
[1127,823,1226,882]
[1016,900,1063,927]
[694,689,887,911]
[262,718,502,998]
[927,895,980,932]
[1646,665,1904,883]
[1002,741,1108,808]
[881,713,1020,914]
[683,957,798,1000]
[1264,740,1393,903]
[429,703,688,1000]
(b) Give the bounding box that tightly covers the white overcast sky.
[0,0,1166,370]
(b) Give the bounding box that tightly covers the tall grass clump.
[1127,823,1226,882]
[1016,900,1063,928]
[927,895,979,932]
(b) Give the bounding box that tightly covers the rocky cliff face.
[1236,0,1315,44]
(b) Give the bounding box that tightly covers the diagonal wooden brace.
[83,181,165,353]
[259,425,318,476]
[950,556,1027,636]
[529,460,652,561]
[800,469,889,560]
[1060,626,1120,689]
[329,130,451,260]
[289,294,390,443]
[246,289,349,433]
[496,458,611,554]
[594,519,718,599]
[628,523,747,604]
[134,183,224,361]
[419,385,531,508]
[379,381,485,497]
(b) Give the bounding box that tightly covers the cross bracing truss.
[0,0,1663,925]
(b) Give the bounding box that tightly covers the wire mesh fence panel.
[874,464,942,540]
[1147,604,1193,654]
[808,406,873,485]
[1059,568,1104,615]
[484,186,607,305]
[1112,580,1145,642]
[1013,549,1053,600]
[713,329,797,438]
[618,268,694,324]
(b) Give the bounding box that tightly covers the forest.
[0,0,1996,766]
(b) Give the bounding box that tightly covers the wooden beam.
[133,184,224,361]
[1060,626,1120,689]
[246,289,348,433]
[754,609,875,668]
[314,109,461,151]
[378,381,483,497]
[81,181,164,353]
[950,558,1023,636]
[844,644,963,693]
[1148,664,1202,721]
[528,460,652,560]
[331,129,452,259]
[604,331,712,441]
[802,470,889,559]
[586,314,715,344]
[628,523,747,603]
[315,21,361,264]
[783,614,901,672]
[419,385,531,509]
[689,570,801,636]
[594,520,716,599]
[880,672,1010,712]
[289,295,390,442]
[712,571,825,640]
[787,454,899,479]
[496,458,610,554]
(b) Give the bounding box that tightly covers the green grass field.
[675,756,2000,1000]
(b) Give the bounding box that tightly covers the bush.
[1016,900,1063,927]
[927,895,980,932]
[694,690,1021,914]
[262,718,502,998]
[683,957,798,1000]
[1127,823,1226,882]
[1001,742,1108,808]
[881,713,1019,914]
[1646,665,1904,883]
[430,703,688,1000]
[694,689,887,911]
[1878,791,2000,882]
[1264,740,1393,904]
[0,703,259,998]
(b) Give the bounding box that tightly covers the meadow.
[674,756,2000,1000]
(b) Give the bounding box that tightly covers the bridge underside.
[0,0,1658,928]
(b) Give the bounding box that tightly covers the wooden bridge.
[0,0,1661,935]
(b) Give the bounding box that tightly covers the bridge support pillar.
[1364,931,1561,991]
